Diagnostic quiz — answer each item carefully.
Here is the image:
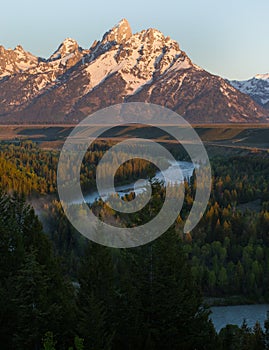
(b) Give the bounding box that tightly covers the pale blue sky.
[1,0,268,80]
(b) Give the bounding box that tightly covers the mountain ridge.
[0,19,268,124]
[230,74,269,110]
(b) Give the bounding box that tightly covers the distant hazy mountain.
[230,74,269,110]
[0,19,267,124]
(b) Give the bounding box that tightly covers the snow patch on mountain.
[230,74,269,107]
[0,45,38,78]
[49,38,80,60]
[83,24,194,96]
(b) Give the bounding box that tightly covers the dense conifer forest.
[0,141,269,349]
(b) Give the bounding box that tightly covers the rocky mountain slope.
[230,74,269,110]
[0,19,267,124]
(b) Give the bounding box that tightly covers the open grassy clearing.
[0,124,268,151]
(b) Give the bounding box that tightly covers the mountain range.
[0,19,268,124]
[230,74,269,110]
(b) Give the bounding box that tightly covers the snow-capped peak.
[0,44,39,78]
[84,21,193,97]
[0,19,267,123]
[14,45,26,52]
[255,73,269,81]
[142,28,165,40]
[116,18,130,29]
[101,18,132,45]
[49,38,80,61]
[230,73,269,108]
[62,38,78,50]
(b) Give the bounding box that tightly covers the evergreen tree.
[240,319,253,350]
[264,311,269,349]
[252,321,265,350]
[77,240,115,349]
[219,324,242,350]
[0,193,76,349]
[115,229,216,349]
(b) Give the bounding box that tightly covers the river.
[83,160,195,204]
[210,304,269,332]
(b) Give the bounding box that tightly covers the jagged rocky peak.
[142,28,165,42]
[47,38,87,69]
[49,38,80,61]
[12,44,37,58]
[101,18,132,45]
[14,44,25,52]
[132,27,181,54]
[255,73,269,80]
[0,44,38,78]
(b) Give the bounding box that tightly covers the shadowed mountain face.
[0,19,267,124]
